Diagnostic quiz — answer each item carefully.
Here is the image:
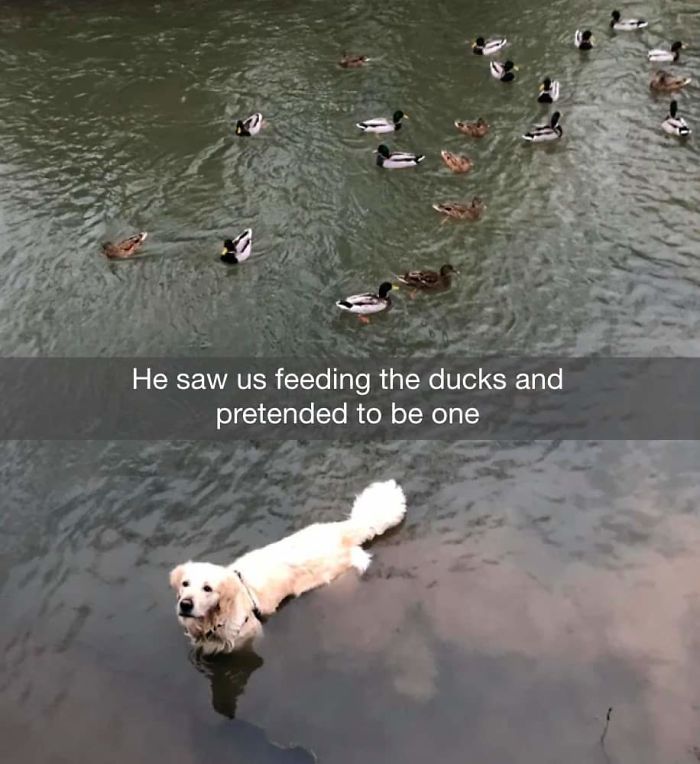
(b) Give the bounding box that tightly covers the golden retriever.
[169,480,406,653]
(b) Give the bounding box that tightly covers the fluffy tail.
[345,480,406,546]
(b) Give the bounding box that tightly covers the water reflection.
[192,647,264,719]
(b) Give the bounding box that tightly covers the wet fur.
[170,480,406,654]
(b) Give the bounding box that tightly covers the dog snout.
[179,598,194,615]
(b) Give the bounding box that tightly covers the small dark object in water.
[600,706,613,745]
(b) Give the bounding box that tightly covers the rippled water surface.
[0,0,698,355]
[2,1,700,763]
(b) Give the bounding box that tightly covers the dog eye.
[203,585,212,593]
[182,581,189,587]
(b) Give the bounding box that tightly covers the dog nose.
[179,598,193,614]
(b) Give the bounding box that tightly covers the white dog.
[170,480,406,654]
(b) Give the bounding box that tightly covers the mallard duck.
[610,10,647,30]
[235,113,264,136]
[523,111,563,142]
[648,41,684,63]
[336,282,395,322]
[575,30,594,49]
[440,150,473,173]
[396,264,456,291]
[490,60,517,82]
[375,144,424,168]
[455,118,490,137]
[357,110,407,134]
[220,229,252,264]
[102,232,148,259]
[537,77,560,103]
[432,198,485,221]
[339,53,369,68]
[472,37,508,56]
[650,70,692,92]
[662,100,691,136]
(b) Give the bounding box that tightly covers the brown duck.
[650,70,691,92]
[339,53,369,69]
[440,150,473,174]
[102,232,148,259]
[455,118,490,138]
[396,264,457,294]
[432,198,485,221]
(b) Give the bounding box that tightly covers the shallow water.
[2,1,700,763]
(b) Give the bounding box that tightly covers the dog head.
[169,561,253,637]
[170,561,230,619]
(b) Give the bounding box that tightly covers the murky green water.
[1,0,698,355]
[2,1,700,763]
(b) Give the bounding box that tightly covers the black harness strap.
[235,569,264,622]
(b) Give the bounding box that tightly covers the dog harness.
[234,569,264,622]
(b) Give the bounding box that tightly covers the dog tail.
[346,480,406,545]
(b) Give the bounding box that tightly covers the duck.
[610,10,648,30]
[537,77,560,103]
[662,100,691,136]
[440,150,473,173]
[523,111,563,143]
[220,229,252,264]
[432,198,486,221]
[472,37,508,56]
[357,110,407,134]
[648,41,684,63]
[235,113,264,136]
[575,29,594,49]
[336,282,395,323]
[375,144,424,168]
[396,264,456,292]
[650,70,692,92]
[490,60,517,82]
[455,118,490,137]
[102,232,148,259]
[339,53,369,68]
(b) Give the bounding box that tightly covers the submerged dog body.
[170,480,406,654]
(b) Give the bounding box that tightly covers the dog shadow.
[190,647,264,719]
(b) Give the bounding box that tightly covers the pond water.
[1,1,700,762]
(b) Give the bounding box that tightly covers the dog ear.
[169,564,187,590]
[215,574,245,622]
